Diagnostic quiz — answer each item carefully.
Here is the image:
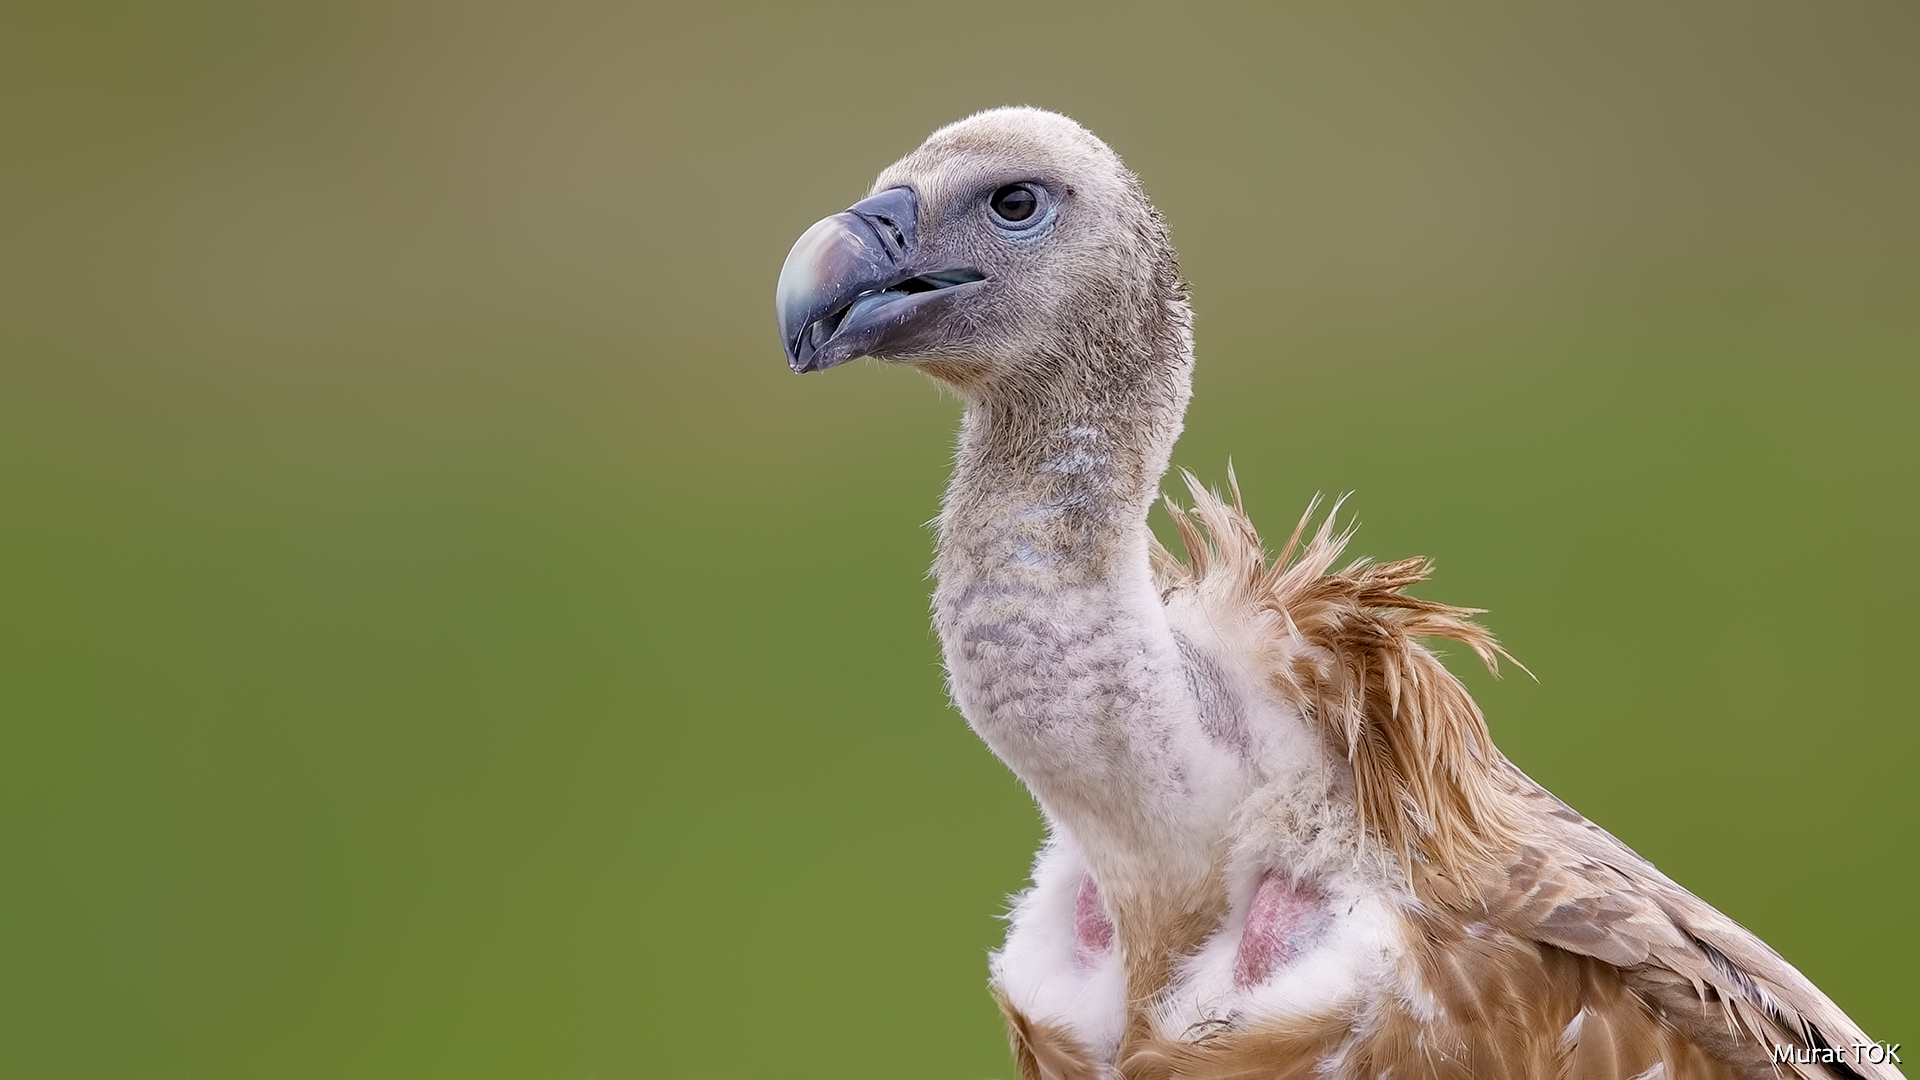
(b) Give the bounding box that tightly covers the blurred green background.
[2,2,1914,1077]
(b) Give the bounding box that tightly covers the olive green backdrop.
[2,2,1913,1077]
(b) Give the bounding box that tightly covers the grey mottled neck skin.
[930,291,1239,922]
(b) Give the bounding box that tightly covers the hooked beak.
[775,186,985,373]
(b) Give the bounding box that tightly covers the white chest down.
[992,828,1412,1066]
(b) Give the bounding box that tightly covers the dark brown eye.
[990,184,1039,223]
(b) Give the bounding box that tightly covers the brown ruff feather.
[1150,470,1522,882]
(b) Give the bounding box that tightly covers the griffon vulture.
[773,107,1897,1080]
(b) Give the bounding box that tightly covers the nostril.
[845,188,919,258]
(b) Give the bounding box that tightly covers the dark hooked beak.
[775,186,985,373]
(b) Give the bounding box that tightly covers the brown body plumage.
[775,107,1897,1079]
[1015,478,1887,1079]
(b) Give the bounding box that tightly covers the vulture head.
[776,107,1192,403]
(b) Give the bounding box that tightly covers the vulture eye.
[989,184,1041,226]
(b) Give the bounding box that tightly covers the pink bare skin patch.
[1072,874,1114,967]
[1232,873,1333,988]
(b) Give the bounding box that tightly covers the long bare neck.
[941,387,1171,589]
[930,326,1245,917]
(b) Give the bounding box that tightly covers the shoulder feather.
[1151,470,1521,880]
